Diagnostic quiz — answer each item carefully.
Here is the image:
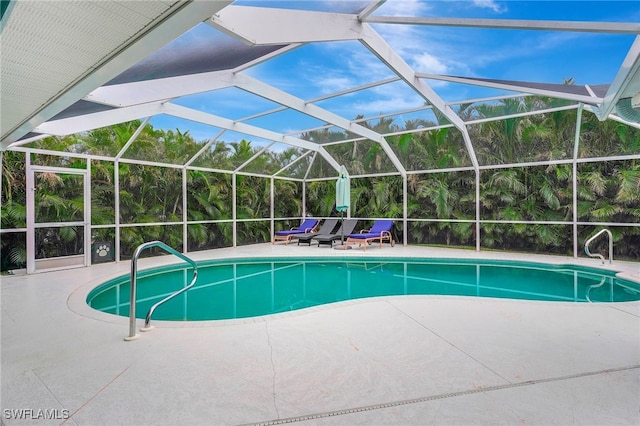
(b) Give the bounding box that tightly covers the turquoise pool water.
[87,257,640,321]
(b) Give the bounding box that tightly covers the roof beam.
[358,24,479,169]
[233,73,407,175]
[210,6,474,171]
[208,6,361,45]
[162,103,341,172]
[416,73,602,105]
[358,1,387,21]
[274,150,314,177]
[33,104,165,136]
[285,104,434,138]
[599,35,640,120]
[364,16,640,34]
[233,77,402,127]
[85,70,235,107]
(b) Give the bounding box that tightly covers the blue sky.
[149,0,640,143]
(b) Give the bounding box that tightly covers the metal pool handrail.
[125,241,198,341]
[585,276,607,303]
[584,229,613,265]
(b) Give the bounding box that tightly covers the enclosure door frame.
[26,163,90,273]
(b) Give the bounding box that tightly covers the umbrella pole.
[334,209,351,250]
[334,166,351,250]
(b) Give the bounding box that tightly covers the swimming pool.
[87,257,640,321]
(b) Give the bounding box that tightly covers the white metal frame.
[2,1,640,273]
[5,121,637,273]
[26,162,90,273]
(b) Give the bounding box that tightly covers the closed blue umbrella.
[335,165,350,248]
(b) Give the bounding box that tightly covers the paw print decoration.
[95,244,110,258]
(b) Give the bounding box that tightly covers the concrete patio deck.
[2,244,639,425]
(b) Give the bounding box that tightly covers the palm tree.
[3,97,640,269]
[306,180,337,218]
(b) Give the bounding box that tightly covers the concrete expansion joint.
[611,304,640,319]
[264,321,280,419]
[66,364,133,423]
[385,299,511,384]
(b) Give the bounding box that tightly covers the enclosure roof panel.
[2,0,639,173]
[105,24,289,85]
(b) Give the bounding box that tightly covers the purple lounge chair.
[272,218,318,244]
[345,220,395,251]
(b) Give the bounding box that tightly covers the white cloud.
[313,74,355,94]
[306,42,397,96]
[375,0,432,17]
[349,96,423,115]
[471,0,507,14]
[371,22,466,84]
[338,81,425,116]
[411,52,449,74]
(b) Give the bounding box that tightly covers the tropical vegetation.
[2,96,639,271]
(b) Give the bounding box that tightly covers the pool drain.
[247,364,639,426]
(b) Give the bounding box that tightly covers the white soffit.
[1,0,231,148]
